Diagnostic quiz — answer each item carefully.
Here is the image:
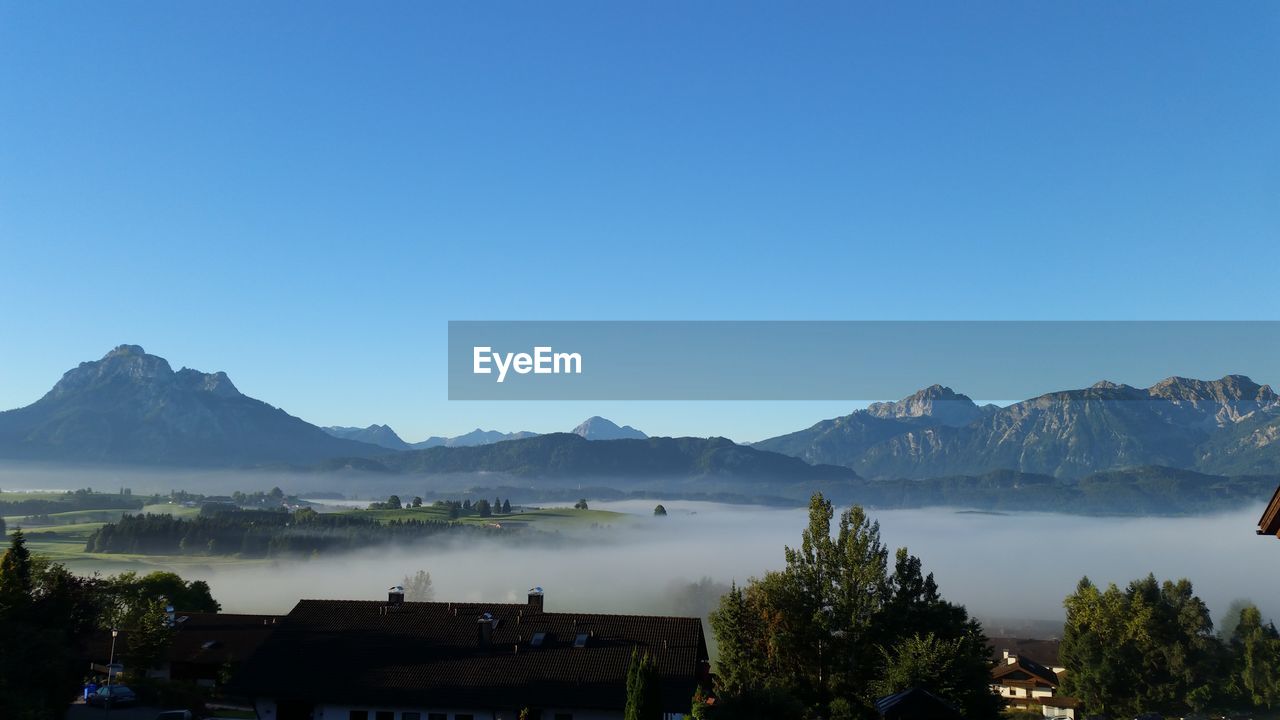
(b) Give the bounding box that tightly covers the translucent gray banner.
[447,321,1279,401]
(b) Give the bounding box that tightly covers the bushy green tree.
[1230,604,1280,708]
[654,504,667,516]
[386,495,402,510]
[127,597,175,672]
[709,493,999,719]
[1061,574,1219,717]
[476,499,492,518]
[575,498,589,510]
[502,499,511,513]
[411,496,423,508]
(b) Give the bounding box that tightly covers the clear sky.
[1,2,1276,443]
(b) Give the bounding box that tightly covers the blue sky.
[1,2,1276,443]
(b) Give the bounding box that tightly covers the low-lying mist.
[175,500,1278,636]
[5,463,1276,635]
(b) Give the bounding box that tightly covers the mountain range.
[754,378,1280,478]
[1,346,1277,513]
[322,415,646,451]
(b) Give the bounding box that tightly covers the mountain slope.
[381,432,858,486]
[0,345,384,467]
[758,376,1280,479]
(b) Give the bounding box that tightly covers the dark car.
[86,685,137,708]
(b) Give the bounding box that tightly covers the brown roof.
[1259,484,1280,537]
[169,613,280,666]
[992,656,1060,688]
[87,613,279,667]
[233,597,708,712]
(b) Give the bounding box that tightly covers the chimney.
[388,585,405,605]
[527,586,544,613]
[477,613,494,647]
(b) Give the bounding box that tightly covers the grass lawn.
[350,504,629,530]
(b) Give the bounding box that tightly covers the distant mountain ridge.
[0,345,383,466]
[322,416,647,449]
[756,376,1280,479]
[376,432,856,490]
[324,424,411,451]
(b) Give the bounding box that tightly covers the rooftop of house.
[88,612,280,667]
[875,687,964,720]
[1259,484,1280,537]
[992,652,1061,688]
[232,590,708,712]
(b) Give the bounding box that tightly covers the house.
[87,612,279,686]
[875,687,964,720]
[1258,484,1280,538]
[990,650,1078,719]
[232,587,710,720]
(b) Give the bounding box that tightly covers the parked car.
[86,685,137,708]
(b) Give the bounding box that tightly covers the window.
[349,713,369,720]
[402,714,421,720]
[530,631,546,647]
[573,632,589,648]
[376,712,394,720]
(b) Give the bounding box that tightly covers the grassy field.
[350,504,628,530]
[11,500,628,574]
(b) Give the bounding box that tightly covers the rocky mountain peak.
[175,368,242,398]
[865,385,982,427]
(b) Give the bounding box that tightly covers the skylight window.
[530,632,546,647]
[574,632,589,648]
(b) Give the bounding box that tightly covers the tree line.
[1061,573,1280,717]
[85,507,514,557]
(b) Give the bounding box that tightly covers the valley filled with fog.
[140,498,1280,634]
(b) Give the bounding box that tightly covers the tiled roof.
[992,655,1060,687]
[169,613,280,665]
[87,613,279,667]
[232,598,708,712]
